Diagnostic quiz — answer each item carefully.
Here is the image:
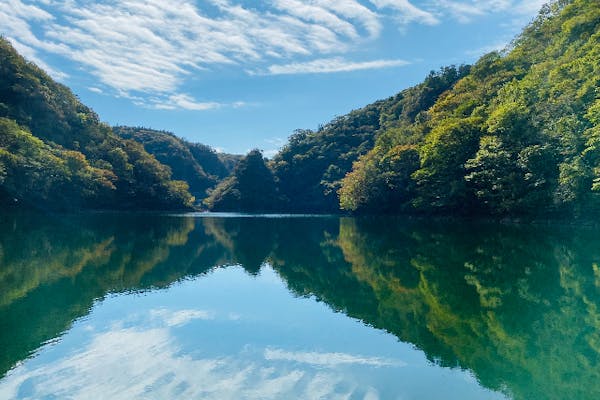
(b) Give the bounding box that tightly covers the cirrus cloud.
[256,57,410,75]
[0,0,548,110]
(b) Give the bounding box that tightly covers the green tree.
[412,118,482,212]
[0,38,195,211]
[339,145,419,213]
[205,149,278,212]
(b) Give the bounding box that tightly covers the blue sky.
[1,0,547,155]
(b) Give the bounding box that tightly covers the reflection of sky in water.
[0,266,507,399]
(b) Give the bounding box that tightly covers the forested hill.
[3,0,598,216]
[206,66,470,212]
[0,37,230,211]
[340,0,600,216]
[270,65,470,212]
[208,0,600,217]
[113,126,241,200]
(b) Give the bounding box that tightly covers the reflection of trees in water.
[324,218,600,400]
[0,213,217,377]
[1,214,600,399]
[0,213,197,306]
[202,217,277,275]
[264,217,600,400]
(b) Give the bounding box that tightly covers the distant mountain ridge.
[114,126,240,200]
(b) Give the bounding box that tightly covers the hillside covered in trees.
[114,126,240,200]
[204,149,278,212]
[0,37,232,211]
[2,0,598,216]
[271,65,470,213]
[206,65,470,213]
[208,0,600,217]
[339,0,600,216]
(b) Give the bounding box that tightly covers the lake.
[0,212,598,399]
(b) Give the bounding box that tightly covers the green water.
[0,213,598,399]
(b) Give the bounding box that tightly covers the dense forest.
[338,0,600,216]
[206,65,469,212]
[271,65,471,213]
[0,38,233,211]
[204,149,278,212]
[1,0,599,215]
[113,126,240,200]
[207,0,600,217]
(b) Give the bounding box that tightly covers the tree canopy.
[114,126,239,201]
[0,37,203,211]
[337,0,600,217]
[204,149,278,212]
[2,0,599,216]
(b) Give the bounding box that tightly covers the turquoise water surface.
[0,213,598,399]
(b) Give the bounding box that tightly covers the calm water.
[0,213,599,399]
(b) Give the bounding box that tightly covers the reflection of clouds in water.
[0,311,384,399]
[149,308,216,327]
[264,348,404,368]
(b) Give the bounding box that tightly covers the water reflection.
[0,213,599,399]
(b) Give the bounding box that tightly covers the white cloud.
[263,137,286,159]
[0,0,68,80]
[0,0,548,110]
[232,101,248,108]
[433,0,546,23]
[263,149,278,158]
[153,94,223,111]
[5,37,68,80]
[315,0,382,37]
[370,0,440,25]
[513,0,547,15]
[260,57,410,75]
[20,0,380,91]
[434,0,487,23]
[272,0,362,39]
[264,137,286,146]
[1,0,389,107]
[135,93,250,111]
